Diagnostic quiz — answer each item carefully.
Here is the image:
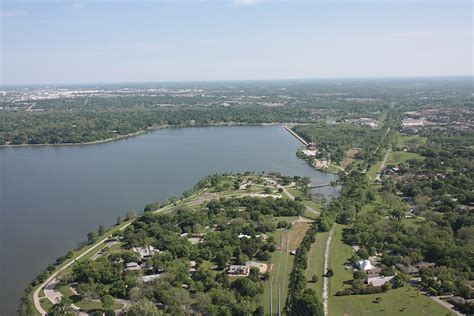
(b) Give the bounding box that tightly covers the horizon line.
[1,74,473,88]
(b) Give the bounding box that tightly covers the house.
[228,265,250,276]
[395,263,419,275]
[302,150,317,157]
[132,245,157,259]
[256,234,268,241]
[356,259,375,271]
[366,275,394,287]
[415,262,436,270]
[125,262,141,272]
[141,274,161,283]
[189,260,197,272]
[246,261,268,274]
[237,233,251,239]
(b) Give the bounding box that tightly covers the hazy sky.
[1,0,472,85]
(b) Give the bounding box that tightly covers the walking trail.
[322,224,335,316]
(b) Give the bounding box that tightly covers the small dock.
[283,125,308,146]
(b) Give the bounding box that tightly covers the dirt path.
[322,224,335,316]
[375,149,391,181]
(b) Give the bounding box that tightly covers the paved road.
[279,184,321,217]
[322,224,335,316]
[33,222,132,315]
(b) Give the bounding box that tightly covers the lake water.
[0,125,337,315]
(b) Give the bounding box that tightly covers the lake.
[0,125,337,315]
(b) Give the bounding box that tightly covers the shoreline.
[0,122,284,149]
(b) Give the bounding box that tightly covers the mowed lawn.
[386,151,424,166]
[328,225,455,315]
[305,231,329,299]
[329,287,455,316]
[287,222,311,250]
[328,224,353,296]
[263,223,311,315]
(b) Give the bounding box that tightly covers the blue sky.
[1,0,472,84]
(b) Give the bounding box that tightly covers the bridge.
[283,125,308,146]
[309,183,334,189]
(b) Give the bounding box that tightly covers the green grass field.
[329,287,455,316]
[396,135,427,148]
[327,225,454,315]
[262,249,294,315]
[367,161,381,180]
[305,232,329,299]
[386,151,424,166]
[328,224,353,296]
[401,217,425,229]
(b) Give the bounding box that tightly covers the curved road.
[33,222,132,315]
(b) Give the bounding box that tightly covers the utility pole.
[278,282,281,316]
[270,281,273,315]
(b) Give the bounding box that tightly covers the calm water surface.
[0,125,337,315]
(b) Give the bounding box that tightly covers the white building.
[356,259,375,271]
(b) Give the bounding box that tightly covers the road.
[32,222,132,316]
[279,184,320,216]
[375,149,391,181]
[322,224,335,316]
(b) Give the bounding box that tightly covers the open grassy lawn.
[302,199,322,212]
[328,224,353,296]
[39,298,53,312]
[263,222,312,315]
[262,249,294,315]
[402,217,425,229]
[386,151,424,166]
[55,285,74,298]
[305,232,329,299]
[367,161,381,180]
[329,287,455,316]
[328,225,454,315]
[359,187,384,216]
[340,149,359,168]
[76,299,123,312]
[288,188,305,199]
[396,134,427,148]
[287,222,311,250]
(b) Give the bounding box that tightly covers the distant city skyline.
[1,0,472,85]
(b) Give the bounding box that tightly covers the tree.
[326,269,334,277]
[87,231,97,244]
[98,225,106,235]
[116,216,122,226]
[291,288,323,316]
[311,274,319,283]
[101,294,115,312]
[127,299,161,316]
[49,297,74,316]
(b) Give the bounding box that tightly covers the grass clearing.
[367,161,381,180]
[329,286,455,316]
[386,151,424,166]
[55,285,74,298]
[287,222,311,250]
[328,224,353,296]
[75,299,123,312]
[305,232,329,299]
[396,134,427,148]
[340,149,359,168]
[402,217,425,229]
